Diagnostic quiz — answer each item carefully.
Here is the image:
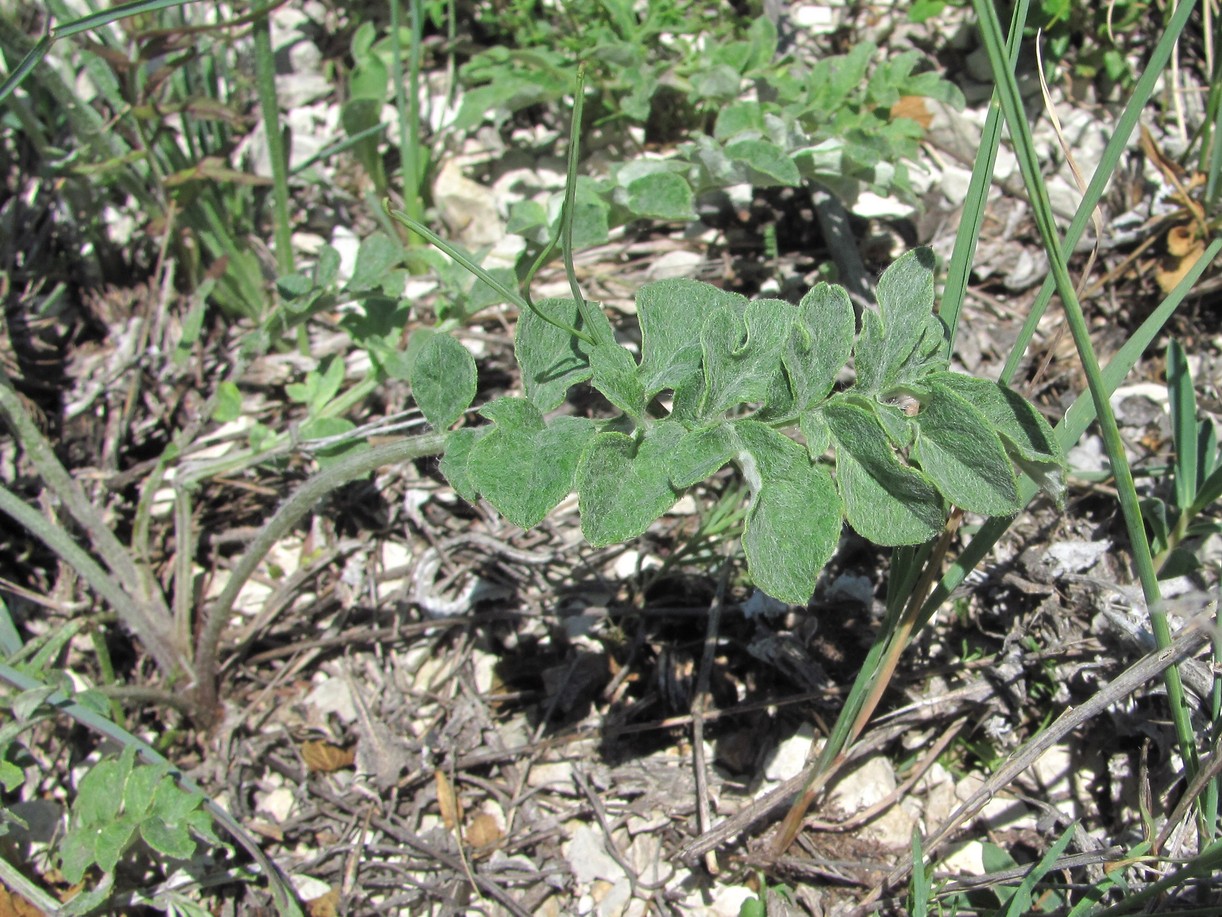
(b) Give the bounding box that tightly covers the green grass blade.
[999,824,1075,917]
[940,0,1030,342]
[972,0,1199,786]
[909,829,930,917]
[1167,339,1199,510]
[997,0,1198,385]
[253,11,294,278]
[0,32,50,104]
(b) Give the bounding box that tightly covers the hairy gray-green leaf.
[671,423,736,488]
[785,282,854,411]
[636,279,745,398]
[824,398,943,544]
[517,297,615,411]
[625,172,696,221]
[411,332,476,430]
[733,421,839,604]
[800,411,831,458]
[468,399,596,529]
[440,427,489,504]
[853,247,947,395]
[591,343,647,418]
[700,298,794,418]
[578,421,686,545]
[345,233,404,293]
[95,818,138,873]
[926,371,1065,503]
[725,138,802,187]
[913,384,1019,515]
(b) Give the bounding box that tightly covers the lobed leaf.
[625,172,696,221]
[439,427,488,504]
[468,399,596,529]
[671,423,736,489]
[926,371,1065,504]
[516,297,615,411]
[733,421,840,604]
[854,247,948,395]
[590,343,648,419]
[784,282,855,412]
[699,298,794,418]
[636,279,745,399]
[94,818,138,874]
[141,816,197,861]
[578,421,686,545]
[823,398,944,544]
[724,138,802,187]
[912,383,1018,516]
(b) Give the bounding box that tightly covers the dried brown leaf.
[465,811,503,848]
[305,888,340,917]
[435,769,462,830]
[301,740,356,774]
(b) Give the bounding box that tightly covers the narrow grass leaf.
[1167,339,1198,509]
[1000,824,1074,917]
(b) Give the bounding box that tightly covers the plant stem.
[193,432,445,718]
[973,0,1201,805]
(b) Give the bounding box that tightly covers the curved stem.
[193,433,445,718]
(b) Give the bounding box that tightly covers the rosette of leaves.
[437,248,1063,604]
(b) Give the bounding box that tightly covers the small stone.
[763,724,816,783]
[564,824,627,884]
[256,786,295,822]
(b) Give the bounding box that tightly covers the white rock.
[528,760,575,790]
[434,159,505,248]
[942,839,985,874]
[852,191,915,220]
[305,676,359,723]
[704,885,757,916]
[646,249,704,280]
[792,4,842,34]
[596,878,632,917]
[564,824,627,885]
[955,774,1034,831]
[763,724,816,783]
[331,226,360,284]
[256,786,295,822]
[290,875,332,901]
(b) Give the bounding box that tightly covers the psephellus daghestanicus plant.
[423,246,1066,605]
